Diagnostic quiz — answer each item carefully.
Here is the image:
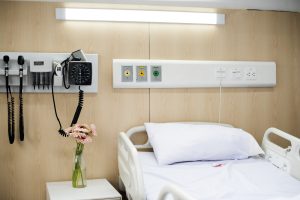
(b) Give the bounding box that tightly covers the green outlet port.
[151,65,161,82]
[153,71,160,77]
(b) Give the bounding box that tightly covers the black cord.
[60,57,71,90]
[8,84,15,144]
[18,56,25,141]
[70,86,84,126]
[51,68,68,137]
[4,55,15,144]
[19,67,24,141]
[7,101,14,144]
[11,97,15,143]
[52,50,85,137]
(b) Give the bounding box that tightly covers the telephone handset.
[51,49,92,137]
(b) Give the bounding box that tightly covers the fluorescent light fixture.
[56,8,225,25]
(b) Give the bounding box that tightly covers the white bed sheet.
[139,152,300,200]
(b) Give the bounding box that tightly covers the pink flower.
[64,127,72,135]
[64,123,97,144]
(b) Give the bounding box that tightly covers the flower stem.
[72,142,85,188]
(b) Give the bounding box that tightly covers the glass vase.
[72,143,87,188]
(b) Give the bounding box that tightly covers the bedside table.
[46,179,122,200]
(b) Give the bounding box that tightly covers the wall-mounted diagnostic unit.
[0,51,98,93]
[0,50,99,143]
[113,59,276,88]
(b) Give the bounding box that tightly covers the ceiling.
[9,0,300,12]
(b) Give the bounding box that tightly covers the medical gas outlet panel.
[0,52,98,93]
[113,59,276,88]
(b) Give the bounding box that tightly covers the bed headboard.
[125,122,234,149]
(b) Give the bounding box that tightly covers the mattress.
[139,152,300,200]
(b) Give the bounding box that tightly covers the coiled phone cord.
[51,65,85,137]
[4,55,15,144]
[10,97,15,143]
[70,87,84,126]
[7,87,15,144]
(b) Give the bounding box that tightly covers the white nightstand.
[46,179,122,200]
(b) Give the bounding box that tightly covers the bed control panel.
[113,59,276,88]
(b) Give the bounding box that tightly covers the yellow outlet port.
[139,70,145,77]
[124,70,131,77]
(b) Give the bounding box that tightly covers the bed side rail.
[126,126,151,149]
[118,132,146,200]
[262,127,300,180]
[158,184,195,200]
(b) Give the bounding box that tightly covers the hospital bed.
[118,122,300,200]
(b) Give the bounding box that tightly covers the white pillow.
[145,123,264,165]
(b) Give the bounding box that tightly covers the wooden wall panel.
[0,2,149,200]
[0,2,299,200]
[149,11,300,142]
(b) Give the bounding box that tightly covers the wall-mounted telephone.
[51,49,93,137]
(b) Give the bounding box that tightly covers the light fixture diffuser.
[56,8,225,25]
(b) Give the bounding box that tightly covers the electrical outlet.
[231,67,242,80]
[151,65,162,82]
[245,67,257,80]
[136,65,147,82]
[215,66,226,79]
[121,65,133,82]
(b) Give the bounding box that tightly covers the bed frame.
[118,123,300,200]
